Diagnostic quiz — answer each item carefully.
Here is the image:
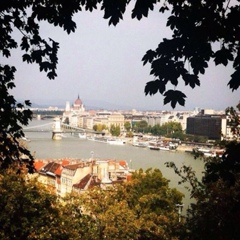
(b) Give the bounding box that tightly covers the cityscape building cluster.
[32,96,237,141]
[61,96,234,140]
[33,158,132,197]
[62,95,125,132]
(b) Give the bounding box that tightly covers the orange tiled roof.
[40,162,60,175]
[61,159,70,166]
[54,160,70,176]
[119,160,127,168]
[55,166,62,176]
[34,160,45,172]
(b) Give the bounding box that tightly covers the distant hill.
[17,98,135,111]
[16,98,175,111]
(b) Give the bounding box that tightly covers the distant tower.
[65,101,71,112]
[101,168,112,190]
[52,117,63,140]
[73,94,85,112]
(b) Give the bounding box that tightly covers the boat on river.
[148,141,160,150]
[92,136,108,143]
[149,145,160,150]
[148,141,178,151]
[107,138,126,145]
[87,135,126,145]
[78,133,87,139]
[159,146,170,151]
[133,141,148,148]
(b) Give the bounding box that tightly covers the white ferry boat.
[133,141,148,148]
[78,133,87,139]
[107,138,126,145]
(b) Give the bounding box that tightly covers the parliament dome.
[74,95,82,106]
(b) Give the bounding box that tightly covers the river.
[24,119,204,212]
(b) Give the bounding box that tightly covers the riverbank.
[124,137,193,153]
[176,145,194,152]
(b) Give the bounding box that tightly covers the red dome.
[74,95,82,105]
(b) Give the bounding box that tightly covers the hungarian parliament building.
[62,95,125,132]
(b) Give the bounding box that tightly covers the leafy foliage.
[110,124,120,136]
[166,154,240,239]
[0,65,34,172]
[150,121,183,137]
[124,121,132,131]
[93,123,107,132]
[225,104,240,138]
[0,169,75,240]
[165,103,240,239]
[185,177,240,240]
[132,120,148,133]
[140,0,240,107]
[77,168,184,239]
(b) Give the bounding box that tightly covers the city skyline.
[5,7,239,111]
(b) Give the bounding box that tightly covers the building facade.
[186,115,227,140]
[62,95,88,127]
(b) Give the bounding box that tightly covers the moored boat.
[133,141,148,148]
[159,146,170,151]
[79,132,87,139]
[107,138,126,145]
[149,146,160,150]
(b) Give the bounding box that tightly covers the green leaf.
[31,50,42,63]
[17,103,24,108]
[159,6,169,13]
[183,74,200,88]
[85,0,97,12]
[142,50,156,65]
[228,67,240,91]
[163,90,186,108]
[22,54,32,63]
[47,71,57,80]
[191,57,208,75]
[102,0,126,26]
[63,18,77,34]
[7,82,15,89]
[132,0,156,20]
[24,100,32,106]
[145,80,166,96]
[214,47,234,66]
[40,62,52,72]
[20,36,30,51]
[3,49,11,58]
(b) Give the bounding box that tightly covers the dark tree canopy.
[1,0,240,170]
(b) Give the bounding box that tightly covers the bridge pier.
[52,117,63,140]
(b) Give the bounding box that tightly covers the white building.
[62,95,88,127]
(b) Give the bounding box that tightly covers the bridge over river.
[23,120,103,135]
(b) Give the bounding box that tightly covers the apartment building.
[186,114,227,140]
[60,162,92,197]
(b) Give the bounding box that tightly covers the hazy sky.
[5,6,239,111]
